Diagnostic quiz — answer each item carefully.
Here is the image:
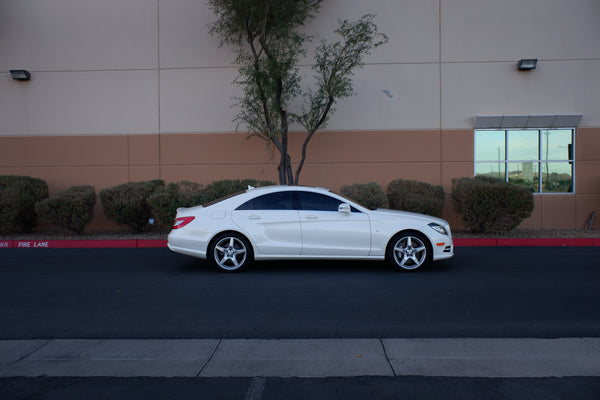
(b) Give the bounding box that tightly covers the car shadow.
[171,253,450,275]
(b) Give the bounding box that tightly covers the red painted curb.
[453,238,599,247]
[496,238,596,247]
[136,239,169,248]
[3,240,146,249]
[453,238,497,247]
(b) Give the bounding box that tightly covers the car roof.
[216,185,337,208]
[246,185,331,194]
[203,185,333,208]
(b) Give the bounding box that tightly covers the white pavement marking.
[1,338,599,378]
[245,377,267,400]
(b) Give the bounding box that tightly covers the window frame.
[294,191,361,213]
[236,191,295,211]
[474,128,576,194]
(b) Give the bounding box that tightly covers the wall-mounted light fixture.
[517,59,537,71]
[9,70,31,81]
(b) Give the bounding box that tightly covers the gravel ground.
[1,228,598,240]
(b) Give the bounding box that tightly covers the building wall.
[1,0,599,230]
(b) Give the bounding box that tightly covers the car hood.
[369,208,449,225]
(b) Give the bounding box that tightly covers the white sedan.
[167,186,453,272]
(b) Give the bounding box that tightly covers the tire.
[209,232,253,272]
[386,232,431,271]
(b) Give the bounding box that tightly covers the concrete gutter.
[1,238,599,249]
[1,338,600,378]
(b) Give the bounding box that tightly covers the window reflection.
[508,130,538,160]
[475,129,574,193]
[542,162,573,193]
[508,162,539,192]
[475,163,505,180]
[541,130,573,161]
[476,130,505,161]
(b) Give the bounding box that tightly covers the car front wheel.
[210,233,252,272]
[386,232,431,271]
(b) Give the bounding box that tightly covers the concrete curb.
[1,338,599,378]
[1,238,599,249]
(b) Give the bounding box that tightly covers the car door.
[295,191,371,256]
[231,191,302,256]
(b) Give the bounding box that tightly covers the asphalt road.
[2,376,599,400]
[2,246,600,399]
[1,246,599,339]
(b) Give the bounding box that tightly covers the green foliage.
[99,180,165,233]
[202,179,275,204]
[148,181,205,226]
[208,0,387,184]
[387,179,445,217]
[35,185,96,234]
[340,182,388,210]
[0,175,49,233]
[451,176,535,233]
[148,179,275,226]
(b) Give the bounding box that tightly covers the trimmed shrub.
[100,180,165,233]
[451,176,534,233]
[148,181,205,226]
[340,182,388,209]
[35,185,96,234]
[202,179,275,204]
[0,175,49,233]
[387,179,445,217]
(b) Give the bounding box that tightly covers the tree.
[208,0,387,185]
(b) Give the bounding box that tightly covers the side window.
[236,192,293,210]
[296,192,344,212]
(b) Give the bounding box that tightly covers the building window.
[475,129,574,193]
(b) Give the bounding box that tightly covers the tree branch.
[294,94,334,185]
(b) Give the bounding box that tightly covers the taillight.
[172,216,195,229]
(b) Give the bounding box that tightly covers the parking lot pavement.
[2,338,600,378]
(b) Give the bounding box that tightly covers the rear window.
[203,190,246,207]
[236,192,293,210]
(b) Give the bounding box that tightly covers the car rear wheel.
[210,233,252,272]
[386,232,431,271]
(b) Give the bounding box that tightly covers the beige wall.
[2,0,599,135]
[1,0,599,230]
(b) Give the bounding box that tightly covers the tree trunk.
[277,154,293,185]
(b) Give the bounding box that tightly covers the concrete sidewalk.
[1,338,599,378]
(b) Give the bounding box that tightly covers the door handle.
[304,215,318,220]
[248,215,261,220]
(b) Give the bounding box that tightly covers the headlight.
[428,222,448,236]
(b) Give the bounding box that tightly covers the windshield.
[330,190,373,210]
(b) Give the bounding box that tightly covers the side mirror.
[338,203,351,215]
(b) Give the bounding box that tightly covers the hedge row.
[147,179,274,227]
[35,185,96,234]
[340,180,445,217]
[0,175,49,233]
[451,176,534,233]
[1,175,534,234]
[341,178,533,233]
[100,178,274,232]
